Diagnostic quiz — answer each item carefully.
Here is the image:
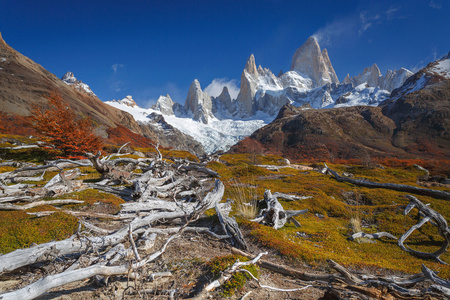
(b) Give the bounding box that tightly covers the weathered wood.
[0,229,182,300]
[325,164,450,200]
[215,200,248,249]
[0,145,40,150]
[0,199,84,211]
[350,231,397,241]
[421,264,450,289]
[173,164,220,178]
[251,190,308,230]
[0,180,224,275]
[231,247,339,282]
[398,195,449,264]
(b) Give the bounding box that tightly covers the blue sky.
[1,0,448,107]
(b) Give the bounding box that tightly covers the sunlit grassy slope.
[209,153,450,277]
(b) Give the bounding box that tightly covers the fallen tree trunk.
[0,228,183,300]
[231,247,339,282]
[325,164,450,200]
[0,199,84,211]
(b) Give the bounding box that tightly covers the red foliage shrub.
[105,125,155,148]
[0,113,36,136]
[29,91,103,157]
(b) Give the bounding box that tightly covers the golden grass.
[212,154,450,277]
[226,179,258,220]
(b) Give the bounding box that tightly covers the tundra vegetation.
[0,122,449,299]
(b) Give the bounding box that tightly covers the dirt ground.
[0,227,331,300]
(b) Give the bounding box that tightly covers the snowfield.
[105,99,272,153]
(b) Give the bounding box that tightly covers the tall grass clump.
[227,178,259,220]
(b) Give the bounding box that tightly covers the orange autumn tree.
[29,91,103,158]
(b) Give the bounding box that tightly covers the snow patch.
[431,59,450,78]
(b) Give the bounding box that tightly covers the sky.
[1,0,449,108]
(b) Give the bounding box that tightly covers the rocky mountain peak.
[154,94,175,116]
[120,95,137,107]
[61,71,96,96]
[244,54,258,77]
[62,71,77,84]
[290,36,339,87]
[185,79,213,124]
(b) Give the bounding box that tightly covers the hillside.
[0,33,204,153]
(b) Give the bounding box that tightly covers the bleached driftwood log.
[324,164,450,200]
[251,190,308,229]
[397,195,449,264]
[0,145,40,150]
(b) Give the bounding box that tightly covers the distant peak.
[244,54,258,76]
[190,79,202,90]
[61,71,78,84]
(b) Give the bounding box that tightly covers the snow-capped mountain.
[384,51,450,104]
[61,71,96,96]
[106,95,270,153]
[106,36,416,154]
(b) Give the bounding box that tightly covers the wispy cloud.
[110,80,125,93]
[109,63,126,93]
[111,63,124,74]
[386,7,400,21]
[312,15,357,46]
[313,5,405,46]
[429,0,442,9]
[204,78,240,100]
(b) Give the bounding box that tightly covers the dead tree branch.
[325,164,450,200]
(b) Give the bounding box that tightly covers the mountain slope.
[0,32,141,134]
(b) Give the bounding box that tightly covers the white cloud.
[386,7,400,21]
[312,16,356,46]
[429,0,442,9]
[358,11,373,36]
[204,78,240,100]
[111,63,124,74]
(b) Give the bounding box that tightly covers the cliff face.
[290,36,339,87]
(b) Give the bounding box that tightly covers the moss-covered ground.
[208,153,450,278]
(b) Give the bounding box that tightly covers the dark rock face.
[141,113,205,155]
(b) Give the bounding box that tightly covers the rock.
[61,71,96,96]
[290,36,339,87]
[154,94,175,116]
[236,55,258,116]
[184,79,213,124]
